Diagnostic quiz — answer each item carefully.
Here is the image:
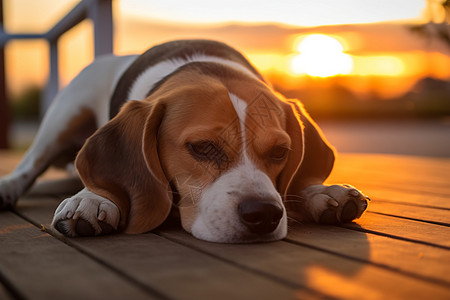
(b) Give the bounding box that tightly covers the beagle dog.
[0,40,369,243]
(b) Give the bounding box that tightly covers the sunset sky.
[3,0,450,100]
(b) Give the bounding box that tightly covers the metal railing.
[0,0,113,148]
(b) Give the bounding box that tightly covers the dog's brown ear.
[277,99,335,198]
[75,100,172,234]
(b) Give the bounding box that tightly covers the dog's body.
[0,40,369,243]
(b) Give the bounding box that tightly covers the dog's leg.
[300,184,370,224]
[52,188,120,236]
[0,55,136,209]
[0,92,97,208]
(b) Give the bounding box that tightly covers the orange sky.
[3,0,450,100]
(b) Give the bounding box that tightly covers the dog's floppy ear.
[277,99,335,198]
[75,100,172,234]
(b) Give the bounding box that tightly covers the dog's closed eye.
[186,141,230,169]
[268,145,290,162]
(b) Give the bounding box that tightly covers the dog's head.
[76,66,334,243]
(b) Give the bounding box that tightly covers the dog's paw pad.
[319,207,338,224]
[98,221,115,235]
[54,218,117,237]
[75,219,96,236]
[74,219,115,236]
[0,196,12,210]
[341,200,358,222]
[54,220,71,235]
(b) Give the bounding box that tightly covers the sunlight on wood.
[305,265,383,299]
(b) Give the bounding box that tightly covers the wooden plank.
[332,154,450,186]
[0,151,74,188]
[0,151,82,198]
[328,154,450,195]
[286,224,450,286]
[368,200,450,225]
[334,179,449,199]
[355,186,450,209]
[160,229,450,300]
[0,211,156,300]
[16,198,308,300]
[346,213,450,248]
[27,177,84,198]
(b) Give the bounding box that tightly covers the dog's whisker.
[283,199,305,204]
[283,194,304,199]
[287,216,304,225]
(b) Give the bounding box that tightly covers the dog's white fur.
[128,54,260,101]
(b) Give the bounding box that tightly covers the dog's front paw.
[52,189,119,237]
[302,184,370,224]
[0,176,24,209]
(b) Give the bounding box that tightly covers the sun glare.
[291,34,353,77]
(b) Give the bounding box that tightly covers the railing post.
[2,0,113,122]
[41,39,59,117]
[0,0,9,149]
[40,0,113,115]
[89,0,113,57]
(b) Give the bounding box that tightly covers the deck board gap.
[372,199,450,211]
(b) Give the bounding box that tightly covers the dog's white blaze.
[227,93,278,195]
[228,92,248,159]
[127,54,260,101]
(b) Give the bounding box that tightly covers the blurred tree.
[12,86,41,121]
[411,0,450,49]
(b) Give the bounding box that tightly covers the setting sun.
[291,34,353,77]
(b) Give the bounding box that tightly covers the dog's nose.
[238,197,283,234]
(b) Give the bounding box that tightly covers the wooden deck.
[0,151,449,300]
